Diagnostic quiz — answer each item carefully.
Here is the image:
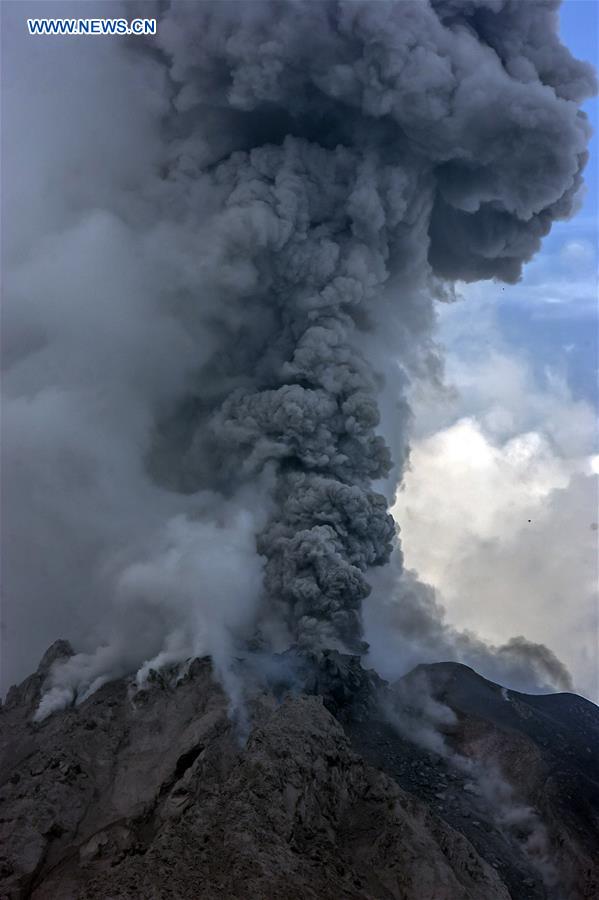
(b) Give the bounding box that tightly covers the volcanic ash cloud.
[149,0,594,651]
[2,0,595,700]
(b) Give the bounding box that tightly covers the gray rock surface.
[1,648,597,899]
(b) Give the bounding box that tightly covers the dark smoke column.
[152,0,595,653]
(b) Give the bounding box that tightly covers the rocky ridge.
[1,643,597,899]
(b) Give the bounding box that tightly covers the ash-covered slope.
[1,644,597,900]
[343,660,599,900]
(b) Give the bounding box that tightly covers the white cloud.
[560,238,595,266]
[394,336,598,701]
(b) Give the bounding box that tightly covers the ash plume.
[147,0,594,652]
[1,1,595,701]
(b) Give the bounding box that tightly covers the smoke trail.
[364,565,575,694]
[383,672,561,891]
[1,0,595,699]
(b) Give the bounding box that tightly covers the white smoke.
[2,3,270,704]
[383,672,560,890]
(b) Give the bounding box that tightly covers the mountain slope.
[1,644,597,899]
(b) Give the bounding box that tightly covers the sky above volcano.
[396,0,598,701]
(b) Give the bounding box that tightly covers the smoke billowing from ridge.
[384,670,560,888]
[1,1,595,702]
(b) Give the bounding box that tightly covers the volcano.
[1,643,597,899]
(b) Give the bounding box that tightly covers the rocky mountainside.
[1,643,598,900]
